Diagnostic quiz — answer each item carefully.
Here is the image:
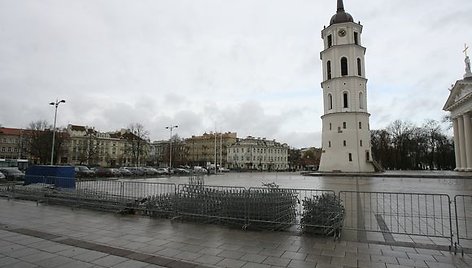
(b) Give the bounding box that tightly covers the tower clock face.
[338,29,346,37]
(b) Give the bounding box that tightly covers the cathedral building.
[443,45,472,172]
[318,0,375,172]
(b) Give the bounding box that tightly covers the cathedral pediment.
[443,79,472,111]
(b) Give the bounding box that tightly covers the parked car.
[219,167,230,173]
[156,168,169,175]
[173,168,190,175]
[143,167,158,176]
[124,167,145,176]
[0,171,5,180]
[109,168,122,177]
[94,168,115,177]
[118,167,133,176]
[0,167,25,181]
[74,166,95,178]
[193,166,208,174]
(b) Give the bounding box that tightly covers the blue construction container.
[25,165,75,189]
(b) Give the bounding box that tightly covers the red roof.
[0,127,25,136]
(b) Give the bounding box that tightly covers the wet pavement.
[1,197,472,268]
[135,171,472,196]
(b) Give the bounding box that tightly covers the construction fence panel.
[1,176,76,204]
[340,191,453,248]
[121,181,177,217]
[75,179,127,212]
[454,195,472,253]
[0,182,16,198]
[175,184,247,226]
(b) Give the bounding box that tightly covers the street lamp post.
[49,99,66,165]
[165,125,178,170]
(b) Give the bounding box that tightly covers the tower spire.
[337,0,345,12]
[330,0,354,25]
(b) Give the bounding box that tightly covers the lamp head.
[60,100,66,103]
[49,102,55,105]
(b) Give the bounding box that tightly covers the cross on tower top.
[464,43,469,58]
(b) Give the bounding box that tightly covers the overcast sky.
[0,0,471,148]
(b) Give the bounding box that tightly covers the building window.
[359,122,362,129]
[366,151,370,161]
[357,58,362,76]
[327,34,332,48]
[360,140,363,147]
[349,153,352,162]
[359,92,364,109]
[343,92,349,108]
[328,141,331,148]
[343,122,347,129]
[328,93,333,110]
[354,32,359,45]
[341,57,348,76]
[343,140,346,147]
[327,60,332,79]
[329,123,332,130]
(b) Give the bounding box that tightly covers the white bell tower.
[318,0,375,172]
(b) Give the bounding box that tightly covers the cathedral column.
[464,113,472,171]
[453,117,462,171]
[457,115,467,171]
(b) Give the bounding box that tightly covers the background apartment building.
[67,125,149,167]
[149,139,188,168]
[0,128,28,160]
[227,136,289,171]
[186,132,237,168]
[67,125,123,167]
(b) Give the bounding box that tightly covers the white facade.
[443,54,472,171]
[227,137,289,171]
[318,1,375,172]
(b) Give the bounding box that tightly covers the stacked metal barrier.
[174,184,247,225]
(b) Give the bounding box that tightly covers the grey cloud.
[1,0,470,149]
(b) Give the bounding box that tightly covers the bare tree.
[76,129,100,166]
[371,119,455,170]
[26,120,67,164]
[123,123,149,166]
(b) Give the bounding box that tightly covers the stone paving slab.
[0,198,471,267]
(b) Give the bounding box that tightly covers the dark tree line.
[26,120,67,165]
[371,120,455,170]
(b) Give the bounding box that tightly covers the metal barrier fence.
[454,195,472,254]
[5,178,472,250]
[339,191,453,248]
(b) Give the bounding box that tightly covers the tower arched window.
[359,92,364,109]
[343,92,349,108]
[341,57,348,76]
[328,93,333,110]
[327,61,332,80]
[357,58,362,76]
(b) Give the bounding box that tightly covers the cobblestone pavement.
[0,198,471,268]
